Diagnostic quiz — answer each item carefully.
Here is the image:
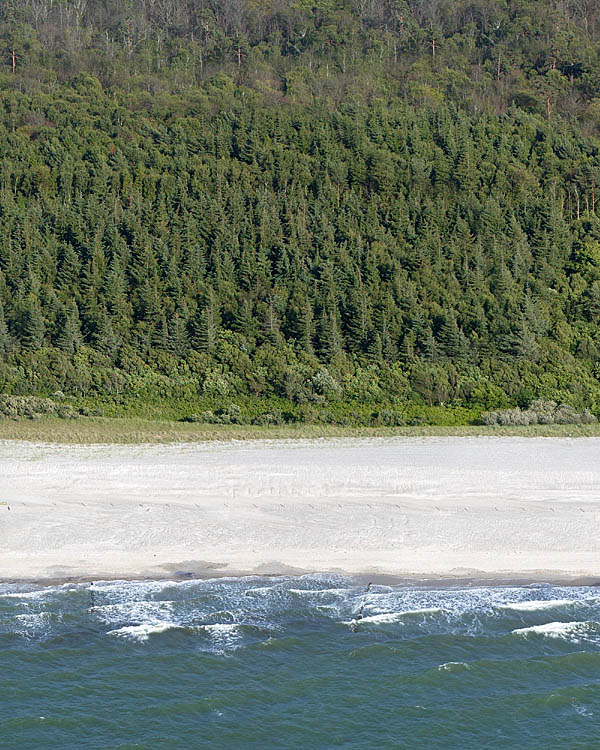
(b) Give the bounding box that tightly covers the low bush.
[0,395,78,420]
[482,400,597,426]
[251,410,285,426]
[371,409,406,427]
[181,405,243,424]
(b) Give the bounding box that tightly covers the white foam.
[107,622,180,642]
[94,599,175,627]
[14,612,51,629]
[243,587,277,597]
[202,623,239,636]
[289,588,349,596]
[379,606,442,617]
[198,623,242,653]
[500,599,575,612]
[0,588,55,600]
[512,621,594,641]
[573,703,593,718]
[343,607,442,625]
[438,662,471,672]
[343,613,403,625]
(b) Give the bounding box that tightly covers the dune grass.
[0,416,600,444]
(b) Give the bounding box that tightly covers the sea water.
[2,575,599,749]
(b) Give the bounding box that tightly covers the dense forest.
[2,0,600,424]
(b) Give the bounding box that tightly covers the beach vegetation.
[0,395,78,420]
[482,401,597,427]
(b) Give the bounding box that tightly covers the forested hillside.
[2,0,600,424]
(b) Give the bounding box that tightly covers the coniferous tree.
[21,297,46,351]
[299,300,315,356]
[94,308,120,359]
[195,295,220,354]
[0,302,9,355]
[168,314,190,358]
[57,301,84,354]
[0,3,600,419]
[319,308,344,362]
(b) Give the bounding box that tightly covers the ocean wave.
[343,607,442,626]
[197,623,242,653]
[512,621,597,642]
[499,599,576,612]
[437,661,471,672]
[289,588,350,596]
[94,599,175,624]
[201,623,240,636]
[107,622,181,642]
[343,612,404,625]
[374,606,443,617]
[573,703,594,718]
[0,587,62,600]
[12,612,54,637]
[243,586,276,596]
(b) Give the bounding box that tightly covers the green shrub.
[371,409,406,427]
[181,404,244,424]
[0,395,78,420]
[482,400,597,426]
[251,410,284,426]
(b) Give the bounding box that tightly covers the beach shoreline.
[3,569,600,589]
[3,436,600,586]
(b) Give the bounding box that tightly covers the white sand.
[1,437,599,582]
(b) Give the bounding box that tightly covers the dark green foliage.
[57,302,83,355]
[0,1,600,424]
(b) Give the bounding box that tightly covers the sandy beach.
[1,436,599,583]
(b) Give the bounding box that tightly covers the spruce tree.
[0,302,9,355]
[21,297,46,351]
[57,301,84,354]
[194,295,220,354]
[94,308,120,359]
[300,300,315,355]
[168,314,190,358]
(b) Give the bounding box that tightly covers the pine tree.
[438,312,461,359]
[21,297,45,351]
[152,314,169,351]
[94,308,120,359]
[104,258,131,326]
[234,297,259,341]
[318,308,343,361]
[57,243,81,292]
[263,296,282,345]
[423,331,440,362]
[57,301,83,354]
[168,314,190,357]
[300,299,315,355]
[509,319,540,362]
[367,331,383,362]
[194,295,220,354]
[0,301,9,355]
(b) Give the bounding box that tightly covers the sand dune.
[1,437,599,583]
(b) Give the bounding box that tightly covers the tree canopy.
[1,0,600,424]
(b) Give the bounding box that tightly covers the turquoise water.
[2,576,599,749]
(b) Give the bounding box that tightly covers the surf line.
[352,582,372,632]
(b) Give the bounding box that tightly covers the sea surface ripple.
[1,576,600,749]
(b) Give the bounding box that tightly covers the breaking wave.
[108,622,182,642]
[512,620,600,643]
[3,575,600,749]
